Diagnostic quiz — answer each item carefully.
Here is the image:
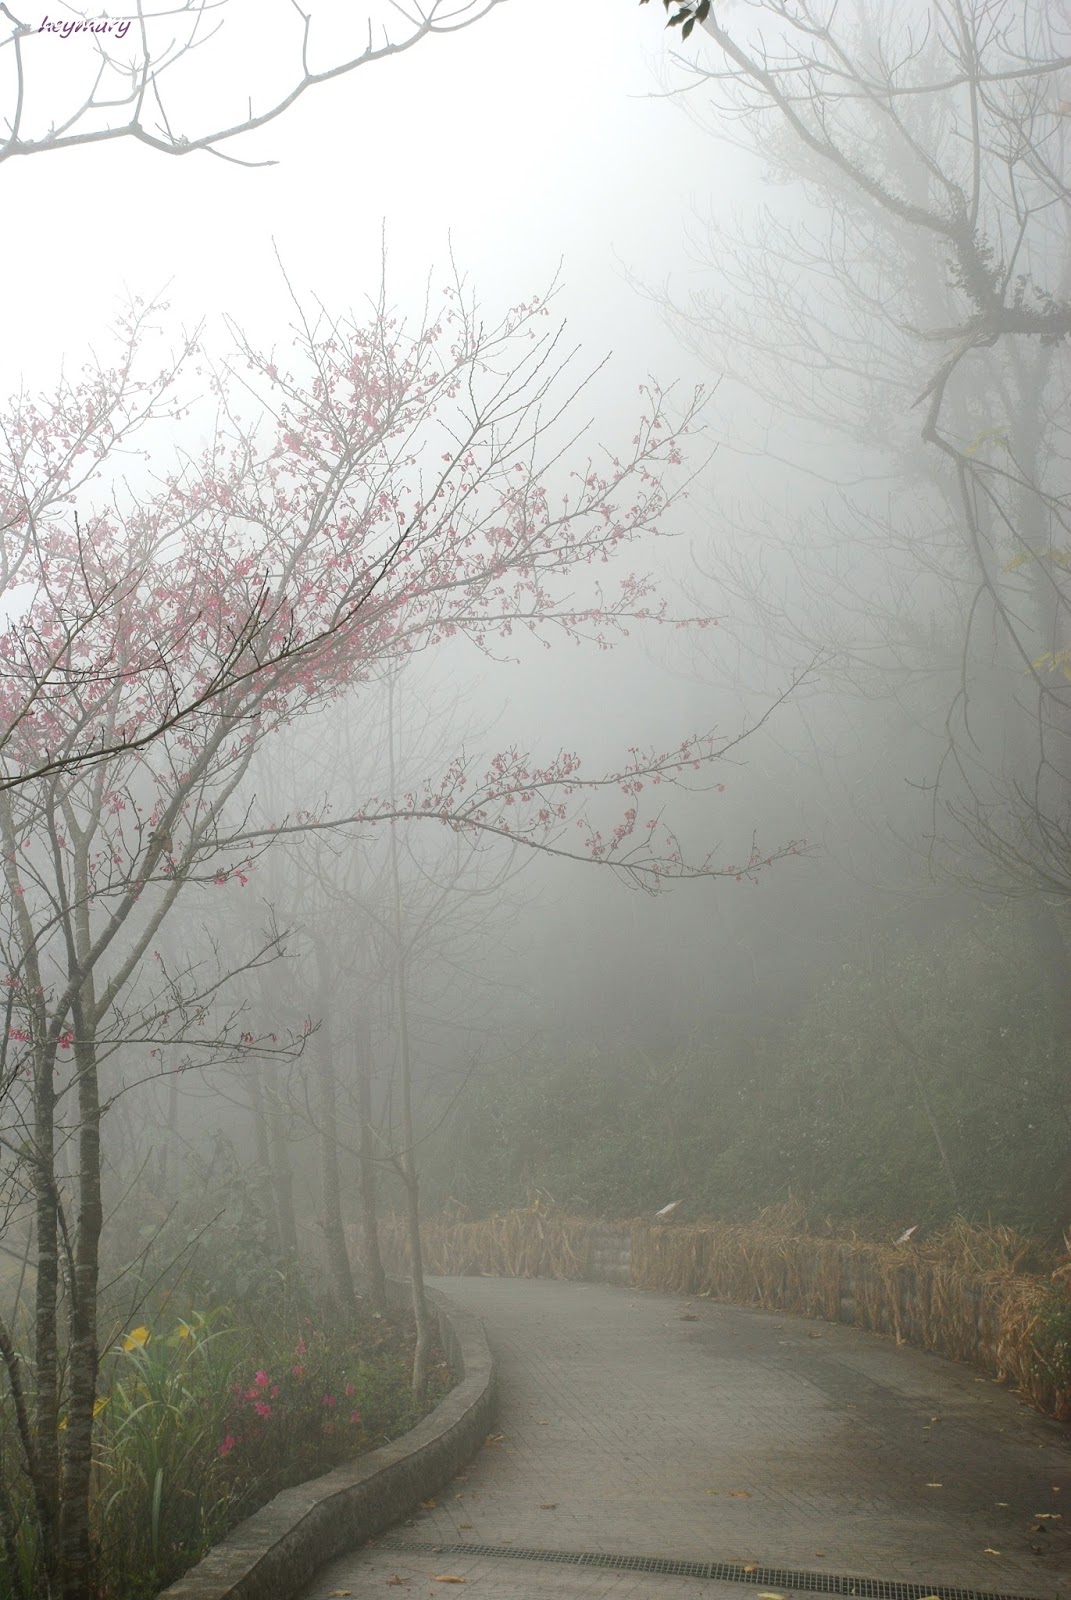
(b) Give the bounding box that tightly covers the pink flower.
[291,1364,304,1379]
[321,1393,336,1408]
[270,1385,280,1399]
[253,1400,272,1419]
[243,1386,259,1401]
[218,1434,236,1457]
[344,1382,355,1397]
[254,1369,269,1388]
[349,1410,362,1425]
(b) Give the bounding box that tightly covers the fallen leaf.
[729,1490,752,1499]
[814,1553,826,1559]
[540,1503,557,1510]
[704,1489,720,1496]
[758,1591,785,1598]
[743,1564,758,1574]
[328,1592,352,1597]
[459,1523,473,1530]
[925,1483,943,1489]
[984,1549,1001,1557]
[421,1501,437,1510]
[995,1502,1009,1507]
[1033,1513,1061,1519]
[484,1434,505,1445]
[432,1579,466,1585]
[807,1332,824,1339]
[386,1581,409,1588]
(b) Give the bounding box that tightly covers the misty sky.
[3,2,719,398]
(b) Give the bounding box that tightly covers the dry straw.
[352,1203,1071,1421]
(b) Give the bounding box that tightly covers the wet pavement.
[300,1275,1070,1600]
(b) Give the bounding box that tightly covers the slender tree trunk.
[59,1023,103,1600]
[387,674,432,1400]
[267,1086,299,1260]
[59,850,105,1600]
[312,965,357,1320]
[1,793,61,1590]
[1024,899,1071,1240]
[402,1147,431,1401]
[356,1019,388,1314]
[247,1068,278,1251]
[31,1049,62,1598]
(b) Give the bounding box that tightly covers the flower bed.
[2,1301,449,1600]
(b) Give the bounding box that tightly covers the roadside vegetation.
[0,1251,448,1600]
[425,899,1071,1241]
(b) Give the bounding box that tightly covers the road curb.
[156,1283,495,1600]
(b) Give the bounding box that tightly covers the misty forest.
[1,3,1071,1599]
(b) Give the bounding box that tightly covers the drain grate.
[378,1538,1044,1600]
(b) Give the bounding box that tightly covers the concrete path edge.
[155,1284,496,1600]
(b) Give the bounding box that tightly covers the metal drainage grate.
[378,1538,1043,1600]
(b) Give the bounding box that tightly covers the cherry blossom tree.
[0,276,798,1600]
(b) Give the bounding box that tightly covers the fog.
[3,4,1071,1592]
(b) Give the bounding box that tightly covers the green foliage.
[640,0,710,43]
[427,902,1071,1236]
[0,1299,448,1600]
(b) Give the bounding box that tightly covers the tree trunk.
[267,1085,299,1261]
[59,1029,103,1600]
[356,1019,388,1315]
[312,968,357,1320]
[1024,898,1071,1240]
[386,673,432,1399]
[31,1048,62,1597]
[248,1068,277,1246]
[402,1151,431,1402]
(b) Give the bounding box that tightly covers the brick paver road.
[299,1276,1070,1600]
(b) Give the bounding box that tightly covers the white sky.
[1,0,727,406]
[1,0,758,756]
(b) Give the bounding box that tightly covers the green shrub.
[0,1300,448,1600]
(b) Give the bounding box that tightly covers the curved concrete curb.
[156,1285,495,1600]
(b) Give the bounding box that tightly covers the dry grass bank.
[351,1205,1071,1421]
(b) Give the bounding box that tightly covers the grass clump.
[1,1299,450,1600]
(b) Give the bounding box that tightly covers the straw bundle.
[350,1207,604,1282]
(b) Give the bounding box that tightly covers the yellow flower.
[176,1322,194,1341]
[122,1325,151,1352]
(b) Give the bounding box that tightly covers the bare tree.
[634,0,1071,1218]
[0,0,510,170]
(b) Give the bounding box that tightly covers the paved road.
[300,1276,1070,1600]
